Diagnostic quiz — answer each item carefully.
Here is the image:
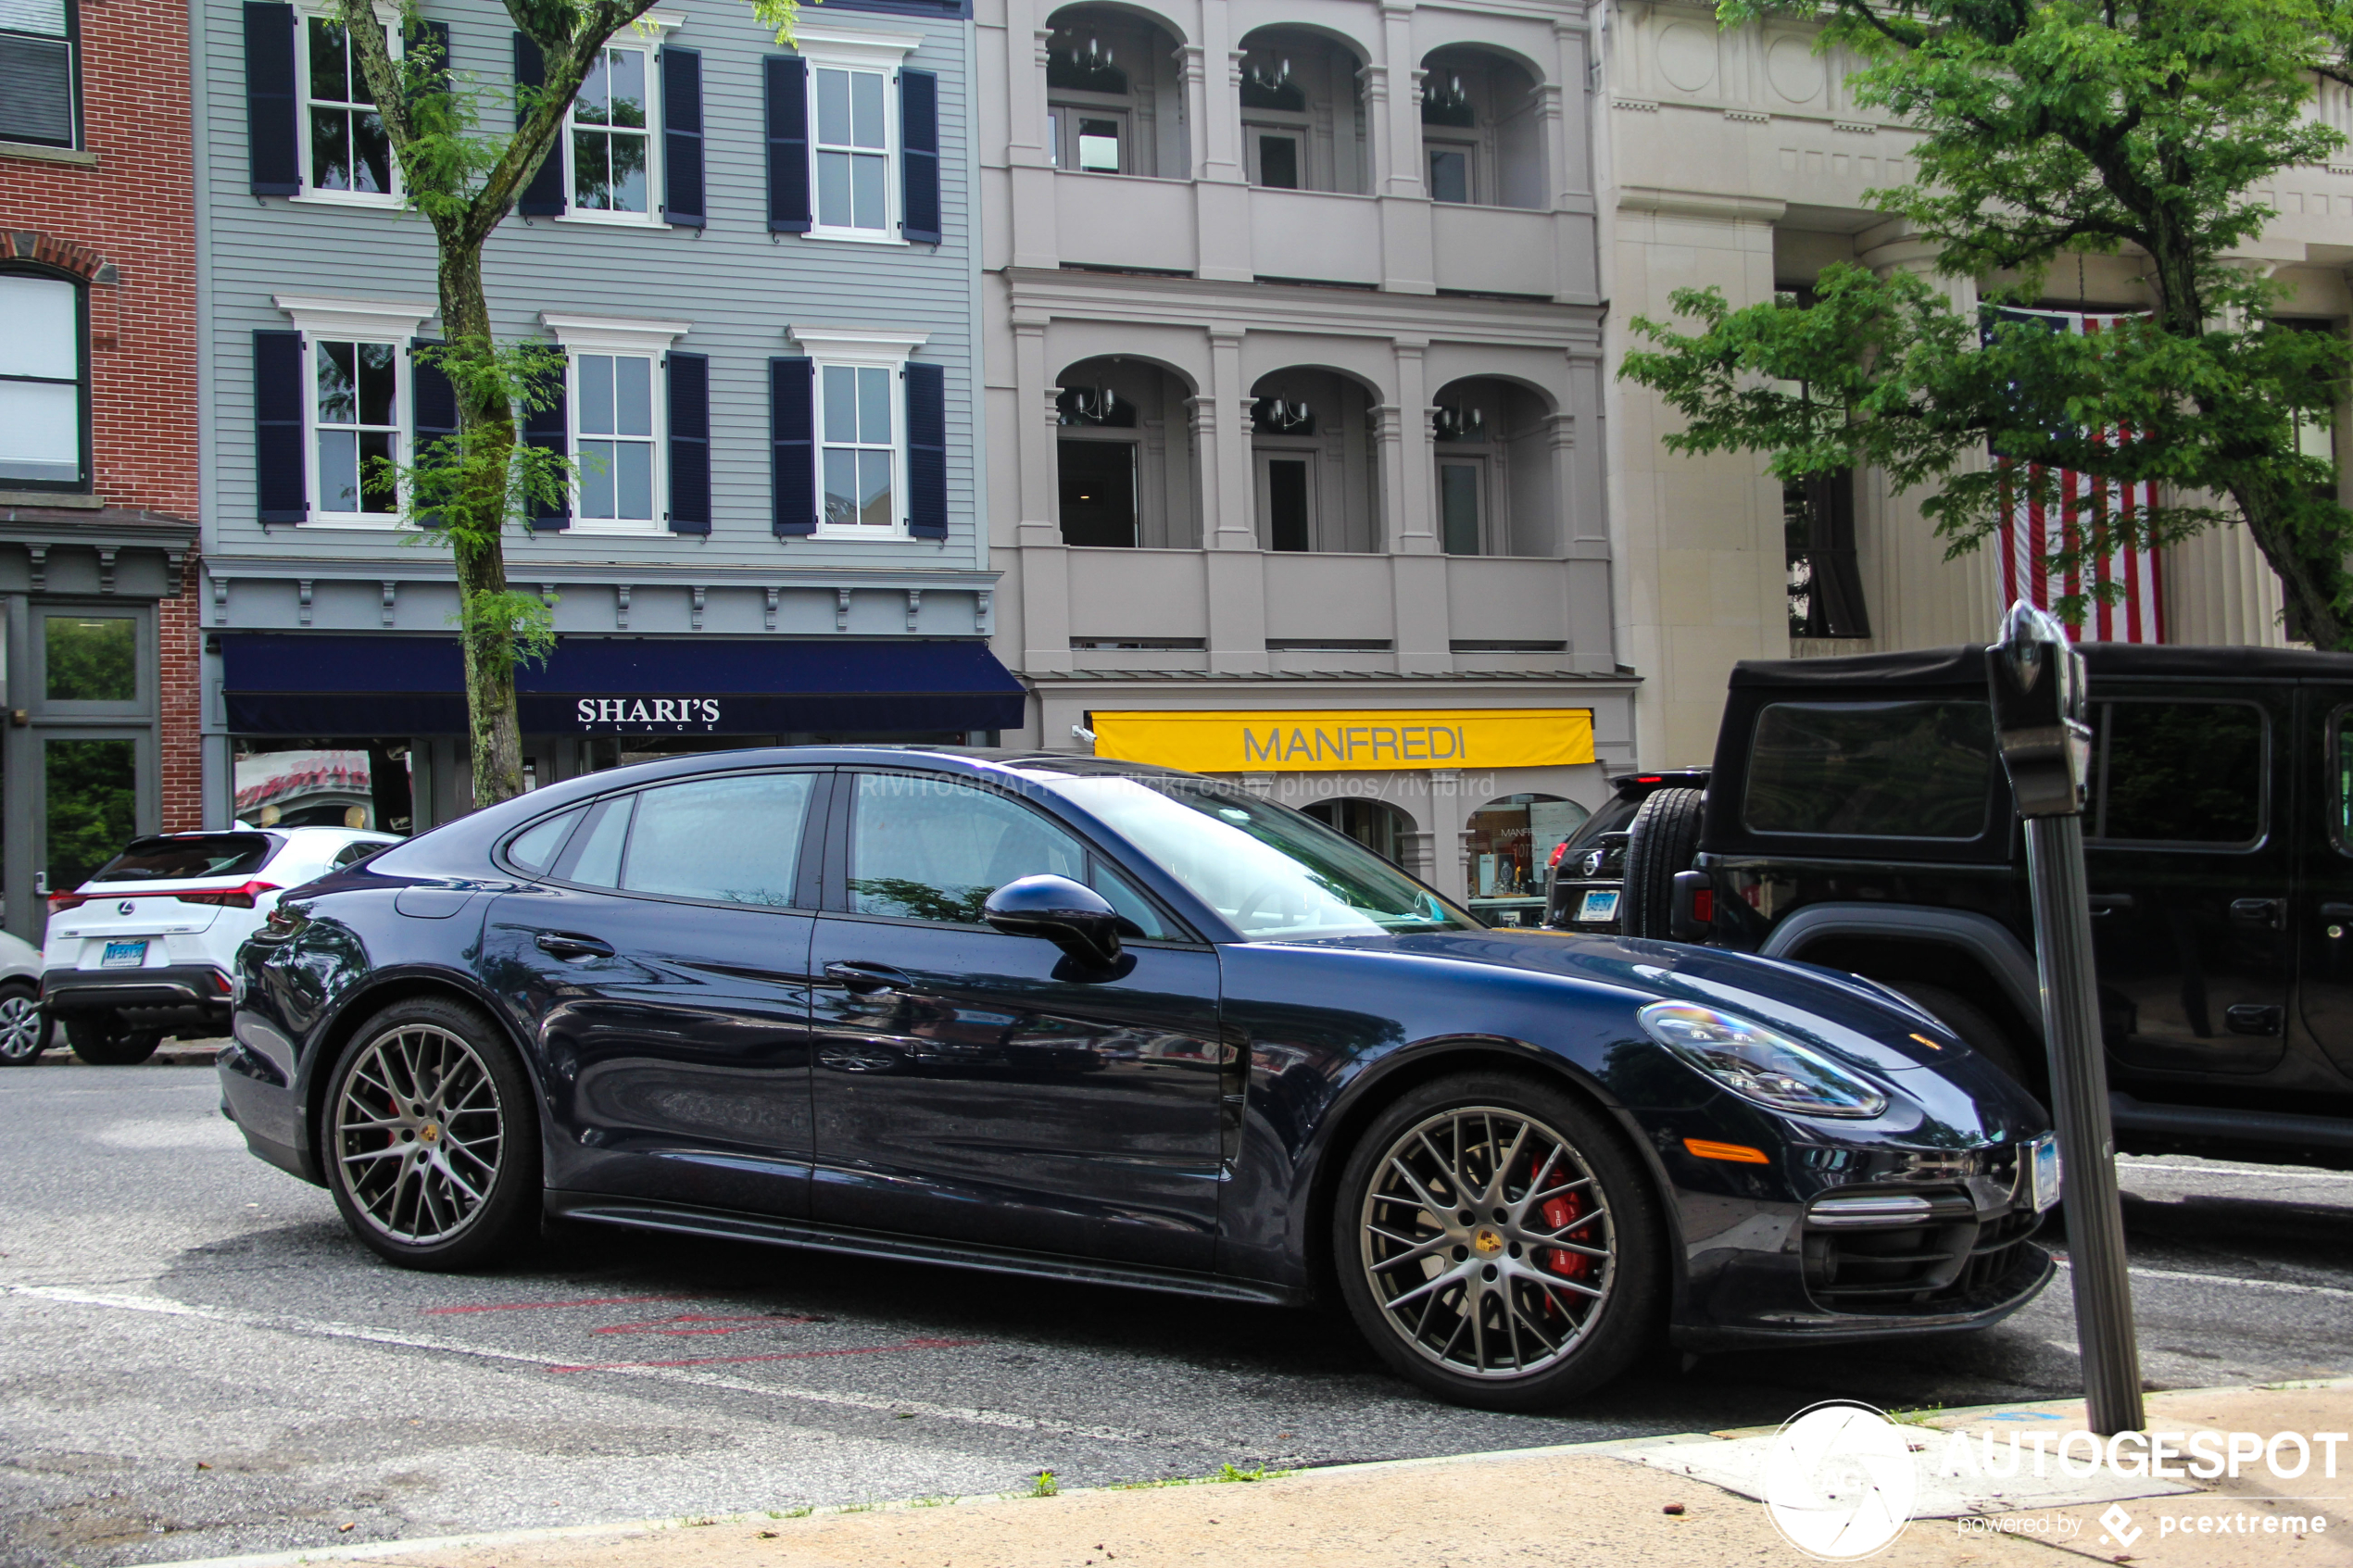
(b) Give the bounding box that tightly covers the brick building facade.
[2,0,202,943]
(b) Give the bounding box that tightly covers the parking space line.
[3,1284,1177,1445]
[421,1294,696,1316]
[549,1336,982,1374]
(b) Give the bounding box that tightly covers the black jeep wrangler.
[1622,643,2353,1169]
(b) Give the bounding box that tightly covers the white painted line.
[0,1284,1166,1444]
[2052,1261,2353,1301]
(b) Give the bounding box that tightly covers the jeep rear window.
[2089,701,2264,845]
[90,833,274,883]
[1743,701,1994,839]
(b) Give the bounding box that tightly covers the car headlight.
[1638,1001,1890,1119]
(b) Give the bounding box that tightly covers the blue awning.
[220,635,1028,736]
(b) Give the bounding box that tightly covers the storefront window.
[1303,798,1411,867]
[46,615,135,702]
[1465,794,1586,925]
[233,739,415,833]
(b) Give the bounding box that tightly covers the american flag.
[1991,308,2166,645]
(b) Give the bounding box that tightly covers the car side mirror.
[983,874,1124,969]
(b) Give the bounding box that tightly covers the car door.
[2082,687,2293,1075]
[2292,686,2353,1081]
[484,768,827,1218]
[808,769,1226,1271]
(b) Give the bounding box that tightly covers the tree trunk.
[436,241,528,807]
[2228,475,2353,650]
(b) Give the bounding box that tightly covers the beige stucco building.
[1598,2,2346,769]
[976,0,1632,918]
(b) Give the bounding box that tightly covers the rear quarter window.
[1743,700,1995,839]
[2089,700,2266,846]
[91,833,274,883]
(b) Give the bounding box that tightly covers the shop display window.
[1465,793,1586,925]
[233,738,415,833]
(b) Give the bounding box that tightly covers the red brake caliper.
[1540,1189,1592,1305]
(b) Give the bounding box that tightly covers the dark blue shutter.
[244,3,298,195]
[409,340,458,528]
[905,361,946,539]
[659,46,704,227]
[514,33,566,217]
[404,19,451,97]
[667,352,711,533]
[253,330,307,522]
[900,69,940,245]
[765,56,810,233]
[770,357,815,536]
[525,355,570,529]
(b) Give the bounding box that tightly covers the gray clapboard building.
[192,0,1008,832]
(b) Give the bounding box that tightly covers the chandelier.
[1433,401,1485,441]
[1057,384,1124,425]
[1253,395,1313,433]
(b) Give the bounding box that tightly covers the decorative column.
[1391,340,1434,552]
[1360,64,1392,194]
[1013,316,1072,673]
[1382,6,1421,197]
[1009,18,1062,270]
[1371,403,1404,555]
[1202,327,1267,672]
[1178,44,1209,180]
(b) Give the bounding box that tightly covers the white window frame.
[796,24,921,245]
[541,312,690,535]
[788,325,927,539]
[556,9,685,229]
[274,295,436,529]
[290,0,404,207]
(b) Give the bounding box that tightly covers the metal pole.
[1986,602,2143,1436]
[2022,813,2145,1436]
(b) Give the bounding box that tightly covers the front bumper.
[44,962,233,1018]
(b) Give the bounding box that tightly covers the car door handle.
[824,961,914,994]
[535,931,614,960]
[2230,897,2286,930]
[2088,893,2134,913]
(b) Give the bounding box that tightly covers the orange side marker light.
[1683,1137,1771,1165]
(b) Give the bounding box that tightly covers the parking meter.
[1986,602,2145,1436]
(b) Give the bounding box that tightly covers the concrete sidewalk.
[141,1377,2351,1568]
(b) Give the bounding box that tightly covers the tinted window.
[92,833,272,883]
[1090,859,1168,939]
[621,773,814,908]
[2091,701,2265,845]
[558,796,633,887]
[1744,701,1994,838]
[506,809,583,874]
[331,838,385,869]
[849,773,1088,924]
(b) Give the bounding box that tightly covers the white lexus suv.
[42,828,396,1064]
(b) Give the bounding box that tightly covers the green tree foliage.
[1617,0,2353,643]
[337,0,799,806]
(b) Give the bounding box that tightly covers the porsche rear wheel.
[1333,1073,1662,1410]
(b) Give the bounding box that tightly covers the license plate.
[2030,1134,2063,1212]
[1577,889,1620,923]
[100,939,148,970]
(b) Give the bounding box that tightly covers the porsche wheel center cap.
[418,1123,440,1145]
[1472,1227,1504,1256]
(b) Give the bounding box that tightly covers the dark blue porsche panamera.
[220,746,2057,1410]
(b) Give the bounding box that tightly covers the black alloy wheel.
[65,1013,161,1066]
[322,996,542,1270]
[1619,788,1705,941]
[1332,1072,1662,1411]
[0,985,44,1064]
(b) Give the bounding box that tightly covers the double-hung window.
[299,12,397,200]
[572,43,652,215]
[813,64,887,232]
[0,268,86,489]
[575,352,656,523]
[312,338,401,518]
[821,363,895,529]
[0,0,77,148]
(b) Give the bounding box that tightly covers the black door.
[484,768,828,1217]
[809,769,1226,1271]
[2292,688,2353,1082]
[2082,689,2293,1076]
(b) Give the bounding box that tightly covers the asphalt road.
[4,1056,2349,1568]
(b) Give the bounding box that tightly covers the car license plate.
[100,939,147,970]
[1577,889,1619,923]
[2030,1134,2062,1212]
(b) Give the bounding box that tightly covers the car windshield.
[88,833,273,883]
[1039,774,1478,938]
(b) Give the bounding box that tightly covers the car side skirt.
[545,1191,1311,1309]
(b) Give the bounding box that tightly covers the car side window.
[1090,857,1168,939]
[555,796,634,887]
[331,839,382,869]
[1743,700,1994,838]
[2087,700,2265,847]
[619,772,814,908]
[849,772,1088,924]
[506,809,584,875]
[2332,708,2353,858]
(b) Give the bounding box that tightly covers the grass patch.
[1114,1463,1291,1490]
[1030,1471,1060,1499]
[1888,1404,1945,1427]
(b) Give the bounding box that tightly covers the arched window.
[0,266,89,491]
[1044,7,1186,178]
[1466,793,1585,924]
[1237,27,1367,194]
[1419,48,1544,209]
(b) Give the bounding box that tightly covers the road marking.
[3,1284,1170,1444]
[550,1336,981,1374]
[421,1294,696,1316]
[2054,1260,2353,1300]
[589,1311,816,1336]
